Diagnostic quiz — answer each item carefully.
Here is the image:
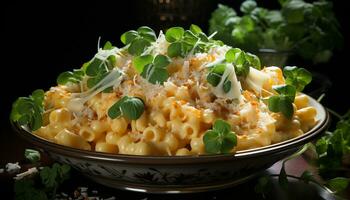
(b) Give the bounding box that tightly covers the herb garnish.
[165,24,221,58]
[203,119,237,154]
[267,66,311,119]
[10,89,45,131]
[283,66,312,92]
[121,26,156,56]
[14,150,71,200]
[108,96,145,120]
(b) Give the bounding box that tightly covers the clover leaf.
[203,119,237,154]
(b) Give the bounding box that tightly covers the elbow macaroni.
[34,45,318,156]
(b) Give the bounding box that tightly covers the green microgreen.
[203,119,237,154]
[10,89,45,131]
[108,96,145,120]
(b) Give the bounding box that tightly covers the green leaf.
[107,55,117,69]
[255,175,272,197]
[278,0,288,6]
[141,64,169,85]
[240,15,255,32]
[102,86,113,93]
[273,84,296,101]
[128,38,151,56]
[108,96,145,120]
[282,0,306,24]
[209,4,237,46]
[327,177,349,193]
[300,170,313,183]
[133,55,154,73]
[25,149,41,164]
[57,69,85,85]
[57,72,78,85]
[120,97,145,120]
[137,26,157,42]
[183,30,199,45]
[31,90,45,107]
[225,48,242,63]
[40,163,71,190]
[245,52,261,69]
[223,80,232,93]
[58,164,71,185]
[235,63,250,77]
[268,96,280,112]
[268,85,296,118]
[279,96,294,119]
[240,0,257,14]
[120,30,138,45]
[203,119,237,154]
[108,96,129,119]
[153,54,171,68]
[221,131,237,153]
[11,90,44,131]
[212,64,227,74]
[103,41,113,50]
[167,42,183,58]
[315,137,329,155]
[198,32,209,42]
[279,165,288,188]
[232,27,245,43]
[234,51,246,65]
[86,58,105,76]
[138,55,171,85]
[213,119,232,134]
[190,24,203,35]
[203,130,221,154]
[283,66,312,92]
[14,179,48,200]
[87,72,109,88]
[165,27,185,42]
[225,50,250,77]
[329,129,347,155]
[206,72,222,87]
[265,10,284,26]
[40,166,58,188]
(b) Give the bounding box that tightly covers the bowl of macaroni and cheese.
[12,26,329,193]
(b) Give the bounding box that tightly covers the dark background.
[1,0,349,163]
[0,0,349,197]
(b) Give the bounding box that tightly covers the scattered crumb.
[54,186,117,200]
[14,167,38,180]
[5,162,21,174]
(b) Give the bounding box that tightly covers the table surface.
[0,125,348,200]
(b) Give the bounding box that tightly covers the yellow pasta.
[95,142,118,153]
[294,94,309,109]
[49,108,72,124]
[150,111,166,127]
[55,129,91,150]
[31,28,318,156]
[131,113,148,132]
[109,117,128,135]
[105,131,121,145]
[175,148,192,156]
[190,137,205,155]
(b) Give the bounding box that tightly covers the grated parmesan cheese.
[5,162,21,174]
[14,167,38,180]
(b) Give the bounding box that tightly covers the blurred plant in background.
[209,0,343,66]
